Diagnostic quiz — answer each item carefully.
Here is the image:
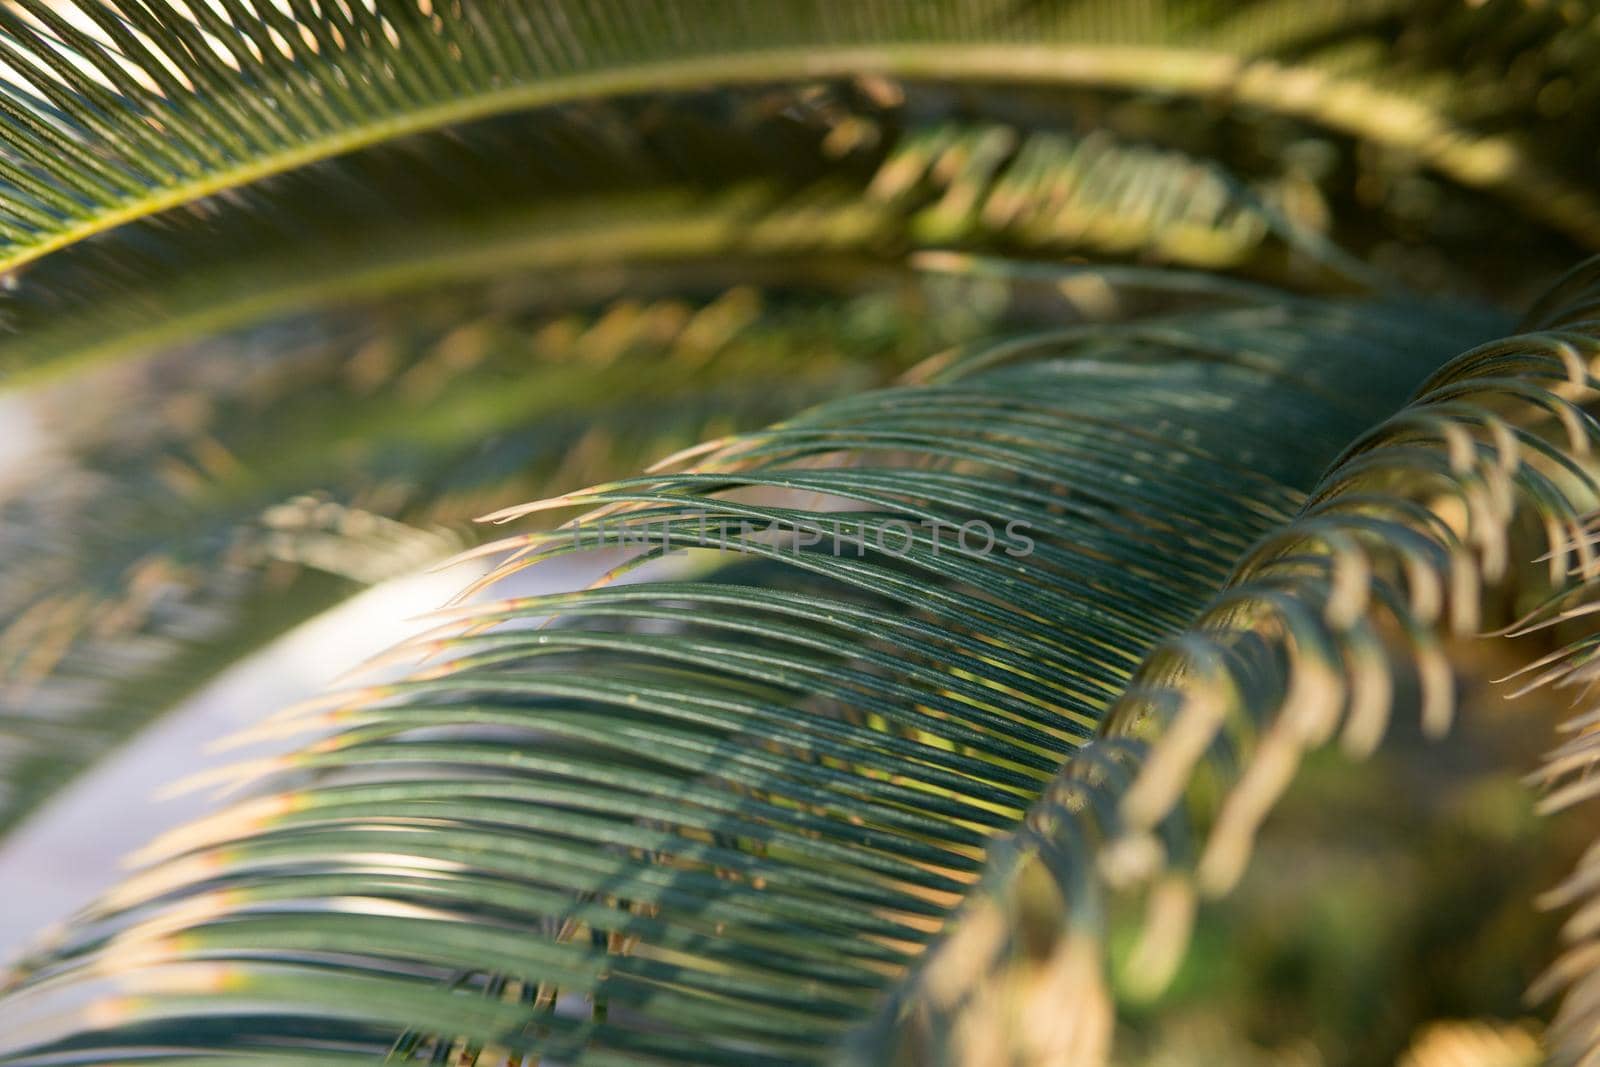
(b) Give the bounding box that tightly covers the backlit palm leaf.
[0,1,1598,1065]
[856,259,1600,1064]
[0,0,1597,274]
[0,280,1498,1062]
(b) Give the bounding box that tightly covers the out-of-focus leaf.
[0,0,1596,279]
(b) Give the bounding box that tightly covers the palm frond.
[3,3,1599,1062]
[0,0,1596,283]
[1513,490,1600,1064]
[0,281,1492,1064]
[1517,540,1600,1066]
[853,258,1600,1063]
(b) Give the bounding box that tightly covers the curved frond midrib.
[8,37,1600,278]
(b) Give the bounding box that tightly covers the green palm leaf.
[2,2,1599,1064]
[854,258,1600,1064]
[0,279,1494,1063]
[0,0,1596,283]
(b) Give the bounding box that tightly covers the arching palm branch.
[0,2,1597,1065]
